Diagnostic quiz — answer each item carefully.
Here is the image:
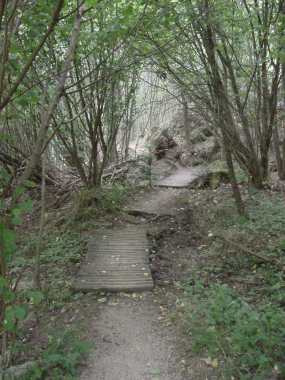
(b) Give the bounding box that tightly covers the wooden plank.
[73,226,154,292]
[154,166,207,188]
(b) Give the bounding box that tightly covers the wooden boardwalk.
[73,226,153,292]
[154,166,207,188]
[74,166,207,293]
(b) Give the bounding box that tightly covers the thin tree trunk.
[280,1,285,179]
[203,0,247,215]
[273,122,284,179]
[181,92,191,148]
[33,152,46,289]
[16,4,85,189]
[223,135,247,217]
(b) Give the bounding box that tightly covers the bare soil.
[80,292,183,380]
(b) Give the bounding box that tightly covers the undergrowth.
[15,230,86,307]
[183,282,285,380]
[7,228,89,378]
[181,189,285,380]
[7,183,134,377]
[23,330,90,380]
[71,183,131,223]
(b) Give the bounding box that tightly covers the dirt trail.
[80,292,183,380]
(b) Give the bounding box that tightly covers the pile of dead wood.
[102,158,151,186]
[153,129,180,160]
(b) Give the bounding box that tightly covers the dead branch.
[215,234,285,272]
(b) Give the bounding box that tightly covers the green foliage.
[0,224,16,258]
[183,282,285,379]
[40,232,84,266]
[73,184,130,222]
[1,171,32,295]
[26,290,45,306]
[98,184,130,211]
[24,330,90,380]
[213,192,285,264]
[0,169,47,369]
[4,305,28,333]
[0,167,11,192]
[1,221,88,374]
[183,190,285,379]
[242,193,285,236]
[18,230,86,308]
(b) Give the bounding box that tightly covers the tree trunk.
[203,0,247,215]
[224,137,247,217]
[181,92,191,148]
[272,123,284,179]
[16,5,84,190]
[33,152,46,289]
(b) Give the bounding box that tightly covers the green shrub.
[183,282,285,379]
[25,330,90,379]
[99,183,129,211]
[223,192,285,237]
[72,184,130,221]
[39,232,84,265]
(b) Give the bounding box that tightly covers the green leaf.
[14,186,25,198]
[150,368,161,375]
[24,180,37,188]
[3,316,16,332]
[4,305,28,332]
[0,277,15,302]
[0,132,9,142]
[27,290,44,305]
[11,208,22,225]
[0,167,11,186]
[18,199,33,212]
[0,276,8,291]
[0,224,16,256]
[14,305,28,320]
[85,0,98,6]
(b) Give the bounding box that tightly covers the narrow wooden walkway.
[154,166,207,188]
[73,226,153,292]
[74,166,207,293]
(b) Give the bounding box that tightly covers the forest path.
[80,292,183,380]
[153,164,207,188]
[78,169,198,380]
